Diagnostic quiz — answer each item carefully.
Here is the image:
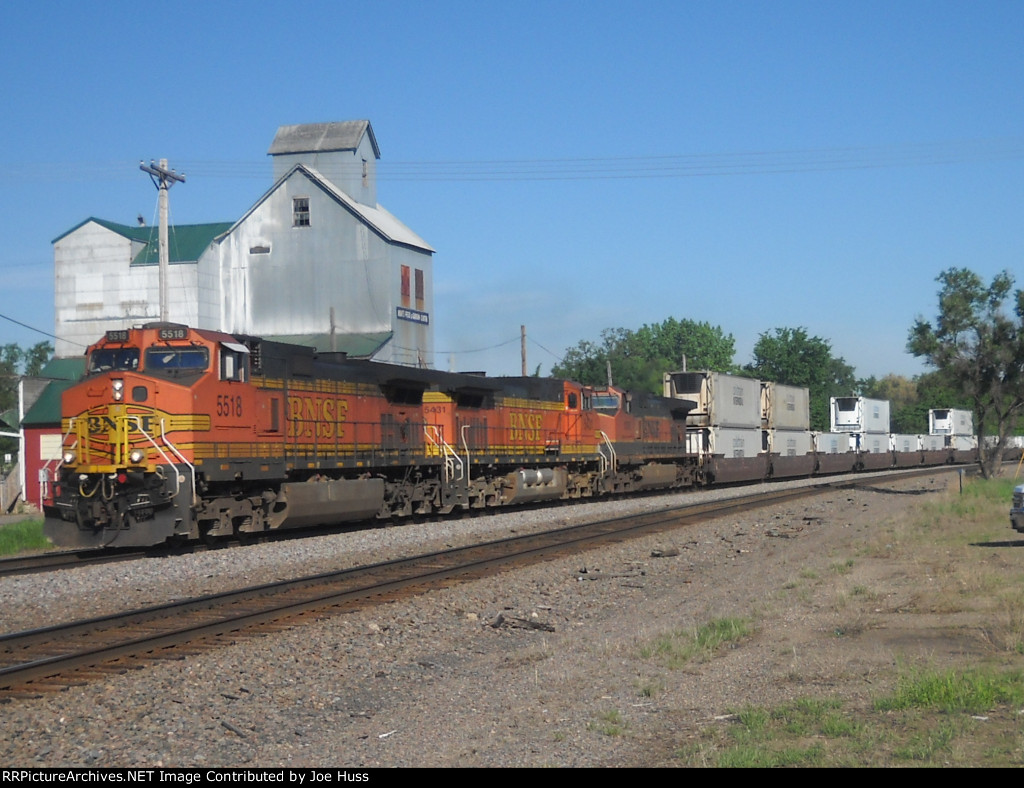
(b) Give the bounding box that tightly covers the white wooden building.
[52,121,435,366]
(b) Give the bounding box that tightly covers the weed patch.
[639,617,750,668]
[0,519,48,555]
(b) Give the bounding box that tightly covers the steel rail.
[0,547,151,578]
[0,466,962,695]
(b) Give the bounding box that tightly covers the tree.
[744,327,856,431]
[551,317,736,393]
[908,268,1024,478]
[861,374,921,433]
[0,341,54,458]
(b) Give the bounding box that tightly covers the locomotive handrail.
[597,430,617,475]
[117,415,184,502]
[460,424,472,482]
[155,418,197,505]
[425,425,464,484]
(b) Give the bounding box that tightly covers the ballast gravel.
[0,471,962,767]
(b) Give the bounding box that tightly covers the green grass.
[949,476,1019,517]
[914,476,1020,545]
[716,742,826,768]
[874,665,1024,715]
[677,667,1024,767]
[639,617,750,667]
[0,518,48,555]
[588,709,627,736]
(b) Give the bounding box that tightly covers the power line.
[173,138,1024,181]
[0,311,69,345]
[1,137,1022,183]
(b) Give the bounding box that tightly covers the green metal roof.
[53,217,232,265]
[0,409,17,431]
[39,357,87,380]
[132,222,234,265]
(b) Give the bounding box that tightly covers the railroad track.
[0,464,977,580]
[0,467,956,698]
[0,546,154,578]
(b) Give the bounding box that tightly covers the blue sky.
[1,1,1021,381]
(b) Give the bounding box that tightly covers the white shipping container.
[830,397,890,434]
[707,427,763,459]
[921,435,946,451]
[814,432,854,454]
[859,433,889,454]
[761,382,811,431]
[663,371,761,429]
[890,434,921,453]
[929,408,974,436]
[951,435,978,451]
[767,429,813,456]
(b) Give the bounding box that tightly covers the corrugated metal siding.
[270,122,380,208]
[199,168,433,367]
[54,221,224,357]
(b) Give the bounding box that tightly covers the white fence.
[0,463,21,513]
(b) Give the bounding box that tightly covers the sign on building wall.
[397,307,430,325]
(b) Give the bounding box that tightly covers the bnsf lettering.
[642,420,662,440]
[88,415,156,434]
[287,395,349,439]
[509,412,543,443]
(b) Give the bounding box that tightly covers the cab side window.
[221,347,248,382]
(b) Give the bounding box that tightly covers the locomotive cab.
[44,323,252,548]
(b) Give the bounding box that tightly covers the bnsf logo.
[509,412,543,443]
[68,406,210,439]
[87,414,158,434]
[287,395,349,439]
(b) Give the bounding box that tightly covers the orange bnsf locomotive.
[43,323,697,548]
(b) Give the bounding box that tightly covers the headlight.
[128,448,145,464]
[112,379,124,401]
[62,450,76,465]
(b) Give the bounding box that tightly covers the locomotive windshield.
[144,346,210,378]
[88,347,140,374]
[588,393,620,414]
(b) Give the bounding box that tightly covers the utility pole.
[521,325,527,376]
[140,159,185,322]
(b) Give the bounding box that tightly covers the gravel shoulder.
[0,469,993,767]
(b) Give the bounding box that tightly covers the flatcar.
[42,323,697,547]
